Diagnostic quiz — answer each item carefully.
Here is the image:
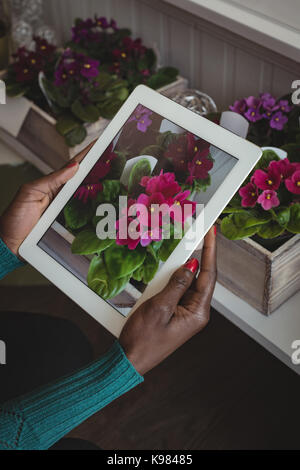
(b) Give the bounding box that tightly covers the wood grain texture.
[216,230,300,315]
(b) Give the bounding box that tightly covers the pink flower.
[167,190,197,223]
[239,182,258,207]
[116,217,141,250]
[268,158,294,181]
[253,168,281,191]
[140,171,182,199]
[186,148,213,184]
[285,170,300,195]
[257,190,280,210]
[74,182,103,203]
[136,192,169,227]
[140,226,162,247]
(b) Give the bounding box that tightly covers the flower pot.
[215,224,300,315]
[0,76,188,174]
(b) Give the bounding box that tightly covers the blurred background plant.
[0,0,11,70]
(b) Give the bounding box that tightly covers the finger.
[30,162,79,204]
[66,139,97,166]
[153,259,199,321]
[195,226,217,298]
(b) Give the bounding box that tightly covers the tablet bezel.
[19,85,262,337]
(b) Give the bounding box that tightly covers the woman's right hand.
[119,227,217,375]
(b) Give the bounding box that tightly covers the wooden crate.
[216,225,300,315]
[0,76,188,174]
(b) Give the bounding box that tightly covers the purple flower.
[257,190,280,210]
[239,182,258,207]
[95,16,109,28]
[245,96,261,109]
[128,105,153,132]
[229,99,247,114]
[79,55,100,78]
[278,100,292,113]
[270,111,288,130]
[244,107,263,122]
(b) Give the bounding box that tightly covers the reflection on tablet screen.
[38,105,237,317]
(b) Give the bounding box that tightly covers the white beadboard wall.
[43,0,300,109]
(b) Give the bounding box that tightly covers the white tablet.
[19,85,262,337]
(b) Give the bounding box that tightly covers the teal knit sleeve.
[0,342,143,450]
[0,238,24,279]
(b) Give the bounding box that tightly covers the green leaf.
[132,246,159,284]
[96,180,121,203]
[193,176,211,193]
[64,197,93,230]
[42,78,70,108]
[257,221,285,239]
[274,207,290,227]
[87,255,131,299]
[6,82,29,98]
[56,114,80,136]
[254,149,280,170]
[108,152,127,179]
[140,145,164,159]
[233,210,271,229]
[156,131,178,149]
[287,203,300,233]
[104,244,146,279]
[65,125,87,147]
[71,228,114,255]
[221,214,261,240]
[71,99,100,123]
[147,67,178,90]
[128,158,152,195]
[97,99,123,119]
[158,237,181,261]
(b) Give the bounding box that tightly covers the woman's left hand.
[0,142,94,256]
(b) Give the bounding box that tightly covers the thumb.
[32,162,79,202]
[154,258,199,319]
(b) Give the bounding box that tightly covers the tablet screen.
[38,105,237,316]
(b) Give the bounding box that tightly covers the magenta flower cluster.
[54,49,100,86]
[71,16,118,44]
[230,93,293,131]
[116,171,197,249]
[239,158,300,211]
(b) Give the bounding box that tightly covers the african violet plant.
[5,15,178,148]
[62,152,196,300]
[221,150,300,244]
[219,92,300,248]
[69,15,178,91]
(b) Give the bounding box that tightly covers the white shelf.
[164,0,300,61]
[212,282,300,375]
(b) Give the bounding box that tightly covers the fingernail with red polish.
[67,162,78,168]
[214,225,217,236]
[184,258,199,273]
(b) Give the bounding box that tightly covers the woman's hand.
[0,143,94,256]
[119,227,217,375]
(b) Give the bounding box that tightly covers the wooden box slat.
[216,227,300,315]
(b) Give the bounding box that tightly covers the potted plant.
[216,93,300,315]
[1,15,187,172]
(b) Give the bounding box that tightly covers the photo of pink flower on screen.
[74,143,117,203]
